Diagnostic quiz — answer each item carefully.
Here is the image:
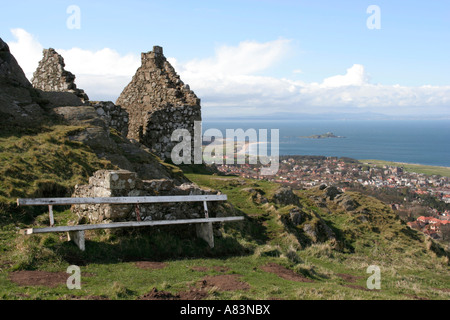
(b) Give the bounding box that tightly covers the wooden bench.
[17,195,244,251]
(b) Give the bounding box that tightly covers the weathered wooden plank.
[203,201,209,218]
[22,217,244,234]
[48,205,54,227]
[17,195,227,206]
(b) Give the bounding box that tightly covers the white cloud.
[56,47,140,101]
[172,43,450,116]
[5,29,450,117]
[173,39,291,78]
[7,28,43,79]
[6,28,140,101]
[57,47,140,78]
[321,64,370,87]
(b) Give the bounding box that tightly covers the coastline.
[237,141,264,155]
[203,119,450,169]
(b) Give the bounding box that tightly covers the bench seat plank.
[22,216,244,235]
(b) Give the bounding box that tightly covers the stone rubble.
[72,170,220,224]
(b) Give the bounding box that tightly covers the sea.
[202,120,450,168]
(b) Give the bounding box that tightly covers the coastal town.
[213,154,450,242]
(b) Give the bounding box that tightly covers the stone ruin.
[31,45,202,163]
[72,170,225,224]
[116,46,202,161]
[25,44,215,231]
[32,48,89,103]
[30,48,130,138]
[89,101,129,138]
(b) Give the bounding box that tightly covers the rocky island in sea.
[299,132,346,139]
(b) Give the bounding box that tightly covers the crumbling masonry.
[31,48,89,102]
[116,46,202,161]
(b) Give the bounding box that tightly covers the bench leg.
[196,222,214,248]
[68,231,86,251]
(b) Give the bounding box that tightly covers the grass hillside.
[0,126,449,300]
[0,125,114,203]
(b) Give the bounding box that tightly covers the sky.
[1,0,449,120]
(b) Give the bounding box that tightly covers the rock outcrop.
[270,186,300,207]
[282,206,337,246]
[243,187,269,205]
[116,46,201,161]
[0,37,47,128]
[31,48,89,104]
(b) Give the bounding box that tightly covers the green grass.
[0,125,115,203]
[0,129,449,300]
[360,159,450,177]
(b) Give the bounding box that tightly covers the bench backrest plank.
[17,195,227,206]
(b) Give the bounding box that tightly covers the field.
[360,159,450,177]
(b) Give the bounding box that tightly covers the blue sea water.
[202,120,450,168]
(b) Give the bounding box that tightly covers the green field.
[360,159,450,177]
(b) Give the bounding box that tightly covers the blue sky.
[1,0,449,118]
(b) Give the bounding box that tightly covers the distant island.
[299,132,346,139]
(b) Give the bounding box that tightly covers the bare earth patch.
[138,274,250,300]
[336,273,363,283]
[135,261,168,270]
[260,263,314,283]
[139,288,180,300]
[212,266,231,273]
[190,266,209,272]
[9,271,68,288]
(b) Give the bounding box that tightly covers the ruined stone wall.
[90,101,129,137]
[116,46,201,161]
[32,48,89,102]
[72,170,220,224]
